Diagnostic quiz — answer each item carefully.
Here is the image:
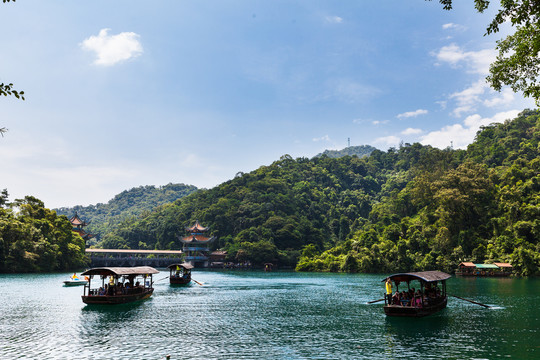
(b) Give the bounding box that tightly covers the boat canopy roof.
[494,262,513,268]
[383,270,451,284]
[458,262,476,267]
[167,263,194,270]
[81,266,159,277]
[475,264,499,269]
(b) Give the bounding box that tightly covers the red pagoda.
[180,220,216,268]
[69,212,94,245]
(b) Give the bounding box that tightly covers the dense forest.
[97,110,539,276]
[55,183,198,245]
[0,193,88,272]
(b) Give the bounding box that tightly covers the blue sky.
[1,1,535,208]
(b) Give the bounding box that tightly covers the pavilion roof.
[69,212,87,226]
[186,220,208,232]
[181,235,215,243]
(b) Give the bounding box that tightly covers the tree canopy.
[0,193,88,272]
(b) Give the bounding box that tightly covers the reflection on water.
[0,271,538,359]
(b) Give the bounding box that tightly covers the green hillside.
[102,110,539,275]
[55,183,198,243]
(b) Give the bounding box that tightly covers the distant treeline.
[54,183,198,245]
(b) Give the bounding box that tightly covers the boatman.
[385,278,392,305]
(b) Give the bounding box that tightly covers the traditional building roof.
[69,212,94,241]
[69,212,88,227]
[185,220,208,232]
[181,234,215,244]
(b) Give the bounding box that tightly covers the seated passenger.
[392,291,400,305]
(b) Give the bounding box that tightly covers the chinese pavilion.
[69,212,94,245]
[180,220,216,267]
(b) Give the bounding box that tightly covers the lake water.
[0,271,538,359]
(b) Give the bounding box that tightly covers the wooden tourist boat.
[455,262,513,277]
[382,270,451,317]
[80,266,159,305]
[63,273,88,286]
[167,263,193,285]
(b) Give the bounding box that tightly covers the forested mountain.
[0,194,88,273]
[55,183,198,243]
[316,145,376,159]
[100,110,539,275]
[298,109,540,276]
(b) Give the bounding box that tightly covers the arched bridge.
[86,249,184,268]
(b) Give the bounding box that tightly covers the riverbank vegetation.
[0,194,88,272]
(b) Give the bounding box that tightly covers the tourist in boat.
[385,278,392,304]
[392,291,400,305]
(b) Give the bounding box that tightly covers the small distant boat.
[167,263,193,285]
[382,270,451,317]
[63,274,88,286]
[80,266,159,305]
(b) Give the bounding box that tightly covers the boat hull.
[384,297,447,317]
[63,280,88,287]
[170,276,191,285]
[82,289,154,305]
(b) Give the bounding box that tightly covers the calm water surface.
[0,271,538,359]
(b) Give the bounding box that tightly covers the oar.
[450,294,491,308]
[367,298,385,304]
[191,278,203,286]
[155,276,169,283]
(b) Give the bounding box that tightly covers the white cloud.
[483,88,515,107]
[374,135,400,148]
[397,109,428,119]
[442,23,467,31]
[420,110,520,149]
[325,15,343,24]
[401,128,423,135]
[313,135,331,142]
[81,29,143,66]
[449,79,488,116]
[433,44,496,75]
